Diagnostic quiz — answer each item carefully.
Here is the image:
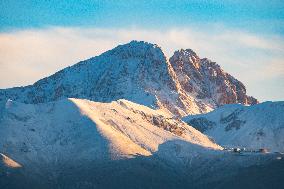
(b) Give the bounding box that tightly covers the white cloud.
[0,26,283,101]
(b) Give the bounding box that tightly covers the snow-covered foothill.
[0,98,221,168]
[183,101,284,152]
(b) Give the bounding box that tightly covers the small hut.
[233,148,241,153]
[259,148,269,153]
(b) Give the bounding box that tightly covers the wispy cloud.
[0,26,283,101]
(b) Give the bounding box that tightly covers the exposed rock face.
[0,41,257,116]
[169,49,258,109]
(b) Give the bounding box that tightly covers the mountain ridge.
[0,40,257,116]
[169,48,258,108]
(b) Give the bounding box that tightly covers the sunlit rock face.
[0,41,257,116]
[169,49,258,109]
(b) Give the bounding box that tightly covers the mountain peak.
[102,40,166,63]
[118,40,160,50]
[169,47,258,107]
[170,48,200,69]
[128,40,159,47]
[179,48,198,56]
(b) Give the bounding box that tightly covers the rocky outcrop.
[169,49,258,108]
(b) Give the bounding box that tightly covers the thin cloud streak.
[0,27,283,101]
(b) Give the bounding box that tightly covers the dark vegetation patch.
[186,117,216,132]
[225,120,246,131]
[220,109,246,131]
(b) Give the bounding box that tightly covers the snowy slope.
[0,41,256,116]
[183,101,284,152]
[0,98,221,167]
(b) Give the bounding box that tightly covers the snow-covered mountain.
[183,101,284,152]
[0,41,256,116]
[0,40,283,188]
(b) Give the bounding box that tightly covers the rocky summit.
[169,49,258,108]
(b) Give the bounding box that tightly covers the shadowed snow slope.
[183,101,284,152]
[0,98,221,168]
[0,41,256,115]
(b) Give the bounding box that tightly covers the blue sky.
[0,0,283,101]
[1,0,284,33]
